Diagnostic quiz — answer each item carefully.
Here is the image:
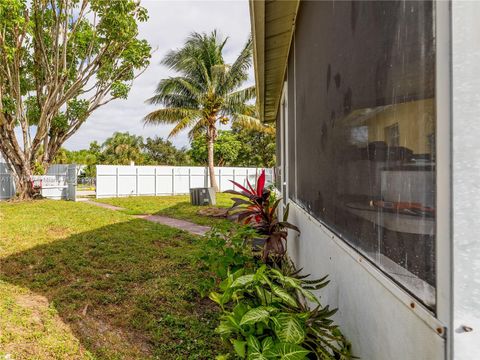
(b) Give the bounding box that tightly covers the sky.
[64,0,253,151]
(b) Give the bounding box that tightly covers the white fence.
[96,165,274,199]
[0,161,15,200]
[0,160,77,201]
[32,164,77,200]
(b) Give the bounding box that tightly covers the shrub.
[199,224,260,296]
[226,170,299,262]
[210,262,353,359]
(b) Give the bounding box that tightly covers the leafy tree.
[101,132,146,165]
[0,0,151,198]
[233,125,276,168]
[143,136,190,165]
[63,144,99,177]
[143,31,260,191]
[53,148,70,165]
[189,131,242,166]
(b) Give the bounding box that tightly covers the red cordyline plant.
[225,170,299,261]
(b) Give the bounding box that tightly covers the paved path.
[82,200,125,211]
[134,215,210,236]
[83,200,210,236]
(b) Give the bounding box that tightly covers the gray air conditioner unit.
[190,187,216,206]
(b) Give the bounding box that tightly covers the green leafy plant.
[226,170,299,262]
[210,263,353,359]
[199,224,260,296]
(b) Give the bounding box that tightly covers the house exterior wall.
[452,0,480,357]
[287,203,444,359]
[279,1,449,358]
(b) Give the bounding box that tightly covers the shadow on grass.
[0,218,223,359]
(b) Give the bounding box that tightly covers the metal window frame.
[282,0,453,332]
[435,0,453,357]
[280,82,289,206]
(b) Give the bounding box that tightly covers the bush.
[199,224,260,296]
[204,169,353,359]
[210,262,353,359]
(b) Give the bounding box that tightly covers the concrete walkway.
[83,200,210,236]
[82,200,125,211]
[134,215,210,236]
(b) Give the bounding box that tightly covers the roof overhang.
[249,0,299,122]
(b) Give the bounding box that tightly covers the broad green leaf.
[255,286,274,305]
[261,337,275,355]
[231,274,256,288]
[221,288,234,304]
[215,321,237,336]
[269,268,285,281]
[233,339,247,358]
[209,291,222,304]
[240,307,271,326]
[274,343,310,360]
[247,352,269,360]
[271,284,298,307]
[246,334,262,353]
[298,287,319,304]
[273,313,306,344]
[233,302,250,320]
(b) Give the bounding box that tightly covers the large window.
[288,1,436,309]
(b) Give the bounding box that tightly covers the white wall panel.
[287,202,445,360]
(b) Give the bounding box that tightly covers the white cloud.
[64,0,252,150]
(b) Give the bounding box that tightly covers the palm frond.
[211,64,229,91]
[148,77,203,105]
[147,93,198,109]
[232,114,272,134]
[143,108,201,125]
[187,118,209,140]
[225,86,256,109]
[168,116,199,138]
[220,36,253,94]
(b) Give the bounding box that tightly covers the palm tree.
[144,31,259,191]
[102,132,145,165]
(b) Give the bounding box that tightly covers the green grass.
[94,193,234,226]
[0,200,226,359]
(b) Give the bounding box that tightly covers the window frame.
[281,0,452,323]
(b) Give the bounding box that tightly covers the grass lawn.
[94,193,234,227]
[0,199,225,359]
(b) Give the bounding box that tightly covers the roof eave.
[250,0,300,123]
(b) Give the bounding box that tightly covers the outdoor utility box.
[190,187,216,206]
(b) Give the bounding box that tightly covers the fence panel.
[96,165,274,199]
[0,161,76,201]
[0,161,14,200]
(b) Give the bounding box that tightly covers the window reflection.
[289,0,436,308]
[336,100,435,306]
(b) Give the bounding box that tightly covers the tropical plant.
[0,0,151,198]
[226,170,299,262]
[101,132,146,165]
[143,30,261,191]
[199,224,259,296]
[210,263,353,359]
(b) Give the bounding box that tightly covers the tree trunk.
[10,161,34,200]
[207,126,219,192]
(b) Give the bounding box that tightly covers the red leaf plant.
[224,170,300,262]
